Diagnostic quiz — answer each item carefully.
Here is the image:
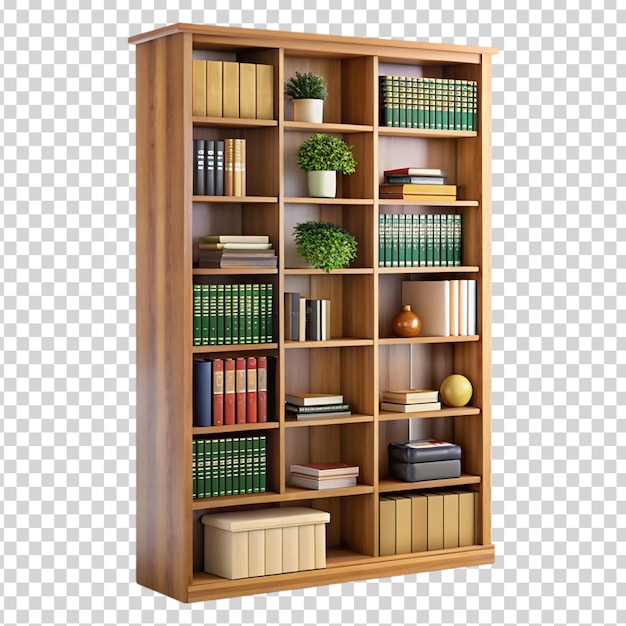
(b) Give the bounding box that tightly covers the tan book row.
[192,59,274,119]
[379,489,477,556]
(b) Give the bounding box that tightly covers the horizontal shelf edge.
[284,121,374,133]
[193,343,279,353]
[192,422,280,435]
[379,335,479,345]
[285,338,374,348]
[192,116,278,127]
[285,413,374,427]
[378,199,479,206]
[377,266,479,274]
[378,474,482,493]
[193,196,278,203]
[285,197,374,205]
[284,267,373,275]
[378,127,478,138]
[193,268,278,275]
[378,407,481,421]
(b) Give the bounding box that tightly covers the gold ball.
[440,374,473,407]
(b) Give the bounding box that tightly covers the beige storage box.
[201,507,330,579]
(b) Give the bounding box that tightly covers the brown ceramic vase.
[391,304,421,338]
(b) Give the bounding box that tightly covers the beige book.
[457,490,476,546]
[408,493,428,553]
[298,524,316,571]
[282,525,299,573]
[459,279,468,335]
[247,528,265,577]
[239,62,257,119]
[192,59,207,116]
[299,297,307,341]
[387,495,412,554]
[265,527,283,575]
[224,138,235,196]
[256,63,274,119]
[314,523,326,568]
[379,497,396,556]
[402,280,450,337]
[240,138,246,196]
[450,279,459,336]
[206,60,223,117]
[222,61,240,118]
[425,492,444,550]
[442,492,460,549]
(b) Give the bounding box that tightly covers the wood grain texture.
[135,32,193,602]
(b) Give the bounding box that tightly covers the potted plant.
[293,221,358,273]
[296,133,357,198]
[284,71,328,123]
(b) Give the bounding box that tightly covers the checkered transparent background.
[0,2,623,625]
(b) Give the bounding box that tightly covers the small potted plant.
[296,133,357,198]
[284,71,328,123]
[293,221,358,273]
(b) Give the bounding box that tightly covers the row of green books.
[379,76,477,131]
[193,435,267,499]
[379,213,462,267]
[193,283,274,346]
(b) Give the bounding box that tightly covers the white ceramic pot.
[307,170,336,198]
[293,98,324,123]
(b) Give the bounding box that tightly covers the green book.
[192,439,197,499]
[398,76,406,128]
[266,283,273,342]
[454,214,462,266]
[244,284,252,344]
[417,77,425,129]
[384,214,393,267]
[231,283,239,343]
[435,78,442,130]
[398,213,406,267]
[454,80,462,130]
[245,437,254,494]
[218,438,226,497]
[381,75,393,127]
[201,284,209,346]
[252,436,260,493]
[231,437,240,496]
[425,214,434,266]
[216,284,225,345]
[193,284,202,346]
[259,283,267,343]
[408,77,417,128]
[392,76,400,127]
[259,435,267,493]
[210,439,219,497]
[447,214,455,266]
[391,214,399,267]
[208,285,218,345]
[411,214,420,267]
[223,284,232,344]
[471,80,477,131]
[419,214,427,266]
[428,78,436,129]
[224,438,233,497]
[378,214,384,266]
[461,80,469,131]
[433,214,441,266]
[196,439,204,498]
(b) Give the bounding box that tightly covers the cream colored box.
[201,507,330,579]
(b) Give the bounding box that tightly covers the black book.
[215,140,225,196]
[388,439,461,464]
[265,355,278,421]
[205,140,216,196]
[193,139,205,196]
[193,358,212,427]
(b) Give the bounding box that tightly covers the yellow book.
[425,492,444,550]
[224,138,235,196]
[379,497,396,556]
[206,60,223,117]
[442,492,459,549]
[387,495,412,554]
[239,62,257,119]
[222,61,240,118]
[458,489,476,546]
[192,59,207,116]
[408,493,428,552]
[256,63,274,119]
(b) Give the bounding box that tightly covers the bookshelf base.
[187,545,495,602]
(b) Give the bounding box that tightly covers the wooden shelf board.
[193,268,278,275]
[282,484,374,500]
[193,195,278,203]
[378,199,479,207]
[285,267,374,275]
[187,544,495,602]
[379,335,479,345]
[193,491,283,510]
[285,337,374,348]
[193,422,280,435]
[285,413,374,427]
[192,343,279,354]
[284,121,374,133]
[378,127,477,139]
[193,116,278,128]
[378,474,482,493]
[285,197,374,205]
[377,266,479,274]
[378,407,480,421]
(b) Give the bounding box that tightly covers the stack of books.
[379,167,456,201]
[285,392,351,421]
[388,439,461,482]
[284,293,331,341]
[198,235,277,268]
[380,389,441,413]
[289,462,359,490]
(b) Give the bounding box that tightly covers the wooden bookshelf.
[131,22,496,603]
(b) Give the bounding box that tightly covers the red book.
[235,357,246,424]
[383,167,447,177]
[256,356,267,423]
[246,356,257,423]
[211,358,224,426]
[223,358,235,425]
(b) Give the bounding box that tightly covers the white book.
[449,280,459,336]
[402,280,450,337]
[468,280,477,335]
[459,280,468,335]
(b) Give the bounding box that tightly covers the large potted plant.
[293,221,358,273]
[296,133,357,198]
[284,71,328,123]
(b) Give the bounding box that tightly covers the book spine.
[193,139,205,196]
[196,439,204,498]
[398,76,406,128]
[245,437,254,494]
[257,356,267,423]
[285,402,350,413]
[192,439,197,498]
[398,213,406,267]
[222,61,240,118]
[252,436,260,493]
[238,284,246,343]
[223,283,232,344]
[223,358,235,425]
[454,214,462,266]
[193,284,201,346]
[266,283,273,342]
[255,63,274,120]
[259,435,267,493]
[218,438,226,497]
[225,437,233,497]
[216,283,225,345]
[208,439,218,497]
[246,356,258,423]
[239,62,256,119]
[245,283,253,344]
[231,437,240,496]
[426,214,434,266]
[391,214,399,267]
[215,140,225,195]
[224,138,234,196]
[205,139,215,196]
[231,283,239,343]
[212,359,224,426]
[251,283,260,343]
[411,214,420,267]
[208,284,218,345]
[259,283,267,344]
[192,59,207,117]
[378,213,385,267]
[433,214,441,266]
[206,60,223,117]
[233,138,242,196]
[240,138,246,196]
[192,359,212,427]
[235,356,246,424]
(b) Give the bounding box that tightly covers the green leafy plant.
[296,133,357,174]
[293,221,358,273]
[284,71,328,100]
